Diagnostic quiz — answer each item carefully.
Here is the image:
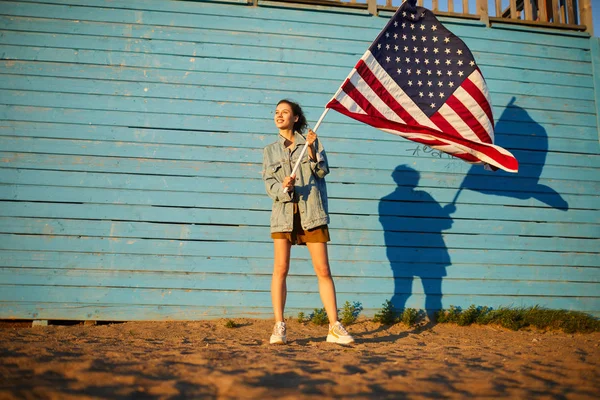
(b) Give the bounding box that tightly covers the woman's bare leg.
[272,239,291,322]
[306,242,338,324]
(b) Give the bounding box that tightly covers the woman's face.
[274,102,298,131]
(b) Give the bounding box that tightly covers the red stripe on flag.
[454,153,480,163]
[429,111,463,138]
[325,100,518,172]
[341,79,387,120]
[370,114,516,170]
[445,94,492,144]
[463,75,494,129]
[355,60,419,126]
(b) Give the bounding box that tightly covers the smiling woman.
[261,99,355,345]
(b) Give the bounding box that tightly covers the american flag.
[326,0,518,173]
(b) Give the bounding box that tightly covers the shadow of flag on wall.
[455,97,569,211]
[326,0,518,172]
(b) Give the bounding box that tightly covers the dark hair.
[277,99,308,134]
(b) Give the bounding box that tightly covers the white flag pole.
[283,108,329,193]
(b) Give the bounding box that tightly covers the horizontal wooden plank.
[0,167,599,210]
[0,74,596,130]
[2,268,598,297]
[0,13,592,74]
[3,294,599,321]
[0,134,595,182]
[1,0,382,42]
[2,118,598,160]
[1,96,597,144]
[1,303,597,321]
[2,119,593,160]
[0,302,283,320]
[2,58,594,99]
[2,199,597,238]
[1,285,598,314]
[0,44,349,80]
[0,43,594,96]
[1,183,596,224]
[0,87,595,129]
[2,249,598,282]
[0,30,362,71]
[1,71,596,121]
[7,0,593,50]
[3,151,598,199]
[1,168,596,210]
[1,217,597,253]
[0,16,368,57]
[1,201,597,239]
[1,134,597,182]
[0,60,340,95]
[3,42,591,87]
[487,22,591,47]
[1,234,597,267]
[482,65,592,90]
[0,14,592,67]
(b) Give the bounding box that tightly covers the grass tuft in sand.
[435,305,600,333]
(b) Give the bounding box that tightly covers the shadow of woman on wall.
[378,97,569,324]
[379,165,455,320]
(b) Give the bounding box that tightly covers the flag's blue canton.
[369,6,477,117]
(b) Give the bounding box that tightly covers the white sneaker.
[327,321,354,344]
[269,321,287,345]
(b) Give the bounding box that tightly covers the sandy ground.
[1,319,599,399]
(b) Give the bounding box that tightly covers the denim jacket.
[262,132,329,233]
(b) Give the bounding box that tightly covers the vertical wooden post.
[463,0,470,15]
[367,0,378,16]
[551,0,560,23]
[524,0,533,21]
[538,0,548,22]
[477,0,490,26]
[510,0,518,19]
[566,0,575,24]
[579,0,593,35]
[495,0,502,17]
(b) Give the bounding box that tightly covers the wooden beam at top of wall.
[579,0,593,34]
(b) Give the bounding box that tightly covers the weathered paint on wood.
[0,0,598,320]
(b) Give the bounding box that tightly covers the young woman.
[262,99,354,345]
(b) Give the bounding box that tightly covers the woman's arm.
[306,129,329,179]
[262,147,293,202]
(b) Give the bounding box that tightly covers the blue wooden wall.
[0,0,598,320]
